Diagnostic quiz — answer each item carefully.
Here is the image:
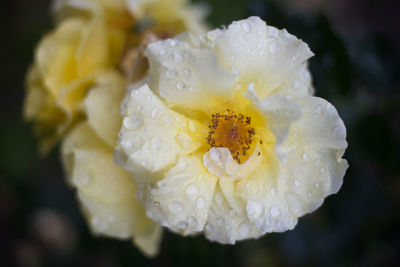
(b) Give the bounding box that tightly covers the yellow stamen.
[207,109,255,164]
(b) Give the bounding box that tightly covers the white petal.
[292,96,347,150]
[209,16,314,98]
[276,63,314,98]
[116,84,206,178]
[203,146,262,181]
[139,155,217,235]
[145,39,237,110]
[248,91,301,144]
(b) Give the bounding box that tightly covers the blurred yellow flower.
[24,0,208,153]
[23,12,126,153]
[116,17,348,243]
[25,0,209,257]
[62,71,162,256]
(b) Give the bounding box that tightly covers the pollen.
[207,109,255,164]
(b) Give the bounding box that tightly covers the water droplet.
[159,48,166,56]
[151,107,159,119]
[159,114,175,128]
[209,149,220,162]
[307,192,313,198]
[247,201,264,218]
[188,121,196,132]
[175,132,192,150]
[123,113,143,130]
[188,216,198,226]
[314,182,320,189]
[238,222,250,237]
[270,207,280,218]
[178,221,187,229]
[270,187,277,195]
[176,81,186,90]
[150,137,163,153]
[185,183,199,196]
[166,68,177,78]
[320,167,327,173]
[293,79,300,89]
[269,42,279,54]
[168,201,183,213]
[246,48,251,54]
[294,179,301,187]
[169,39,178,47]
[196,197,206,209]
[183,68,191,75]
[302,153,309,161]
[123,140,134,150]
[292,55,298,61]
[205,223,214,232]
[267,27,279,37]
[217,217,225,225]
[174,52,183,62]
[241,22,251,33]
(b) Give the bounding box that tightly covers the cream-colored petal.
[138,155,217,235]
[145,39,237,110]
[204,185,261,243]
[247,89,301,144]
[207,16,313,98]
[84,71,126,146]
[133,224,163,257]
[291,96,347,150]
[276,63,314,98]
[116,84,206,177]
[203,146,262,181]
[62,122,162,256]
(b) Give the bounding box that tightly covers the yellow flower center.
[207,109,255,164]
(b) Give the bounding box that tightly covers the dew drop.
[150,137,163,153]
[176,81,186,90]
[178,221,187,229]
[175,132,192,149]
[123,140,134,150]
[159,114,175,128]
[185,183,200,196]
[217,217,225,226]
[168,201,183,213]
[294,179,301,187]
[205,223,214,232]
[159,48,166,56]
[269,42,279,54]
[238,222,250,237]
[270,207,280,218]
[302,153,309,161]
[166,68,177,78]
[188,216,198,227]
[123,113,143,130]
[247,201,264,218]
[209,149,220,162]
[174,52,183,62]
[151,107,159,119]
[270,187,277,195]
[196,197,206,209]
[183,68,191,75]
[229,209,237,217]
[241,22,251,33]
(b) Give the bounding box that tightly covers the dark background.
[1,0,400,266]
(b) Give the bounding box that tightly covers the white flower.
[115,16,348,243]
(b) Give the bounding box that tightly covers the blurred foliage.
[1,0,400,266]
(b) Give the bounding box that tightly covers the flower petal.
[62,122,162,256]
[116,84,207,175]
[138,155,217,235]
[145,39,237,110]
[84,71,126,147]
[208,16,313,98]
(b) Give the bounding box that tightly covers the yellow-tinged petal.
[145,39,236,111]
[204,16,313,98]
[62,122,162,255]
[116,84,207,177]
[84,71,126,146]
